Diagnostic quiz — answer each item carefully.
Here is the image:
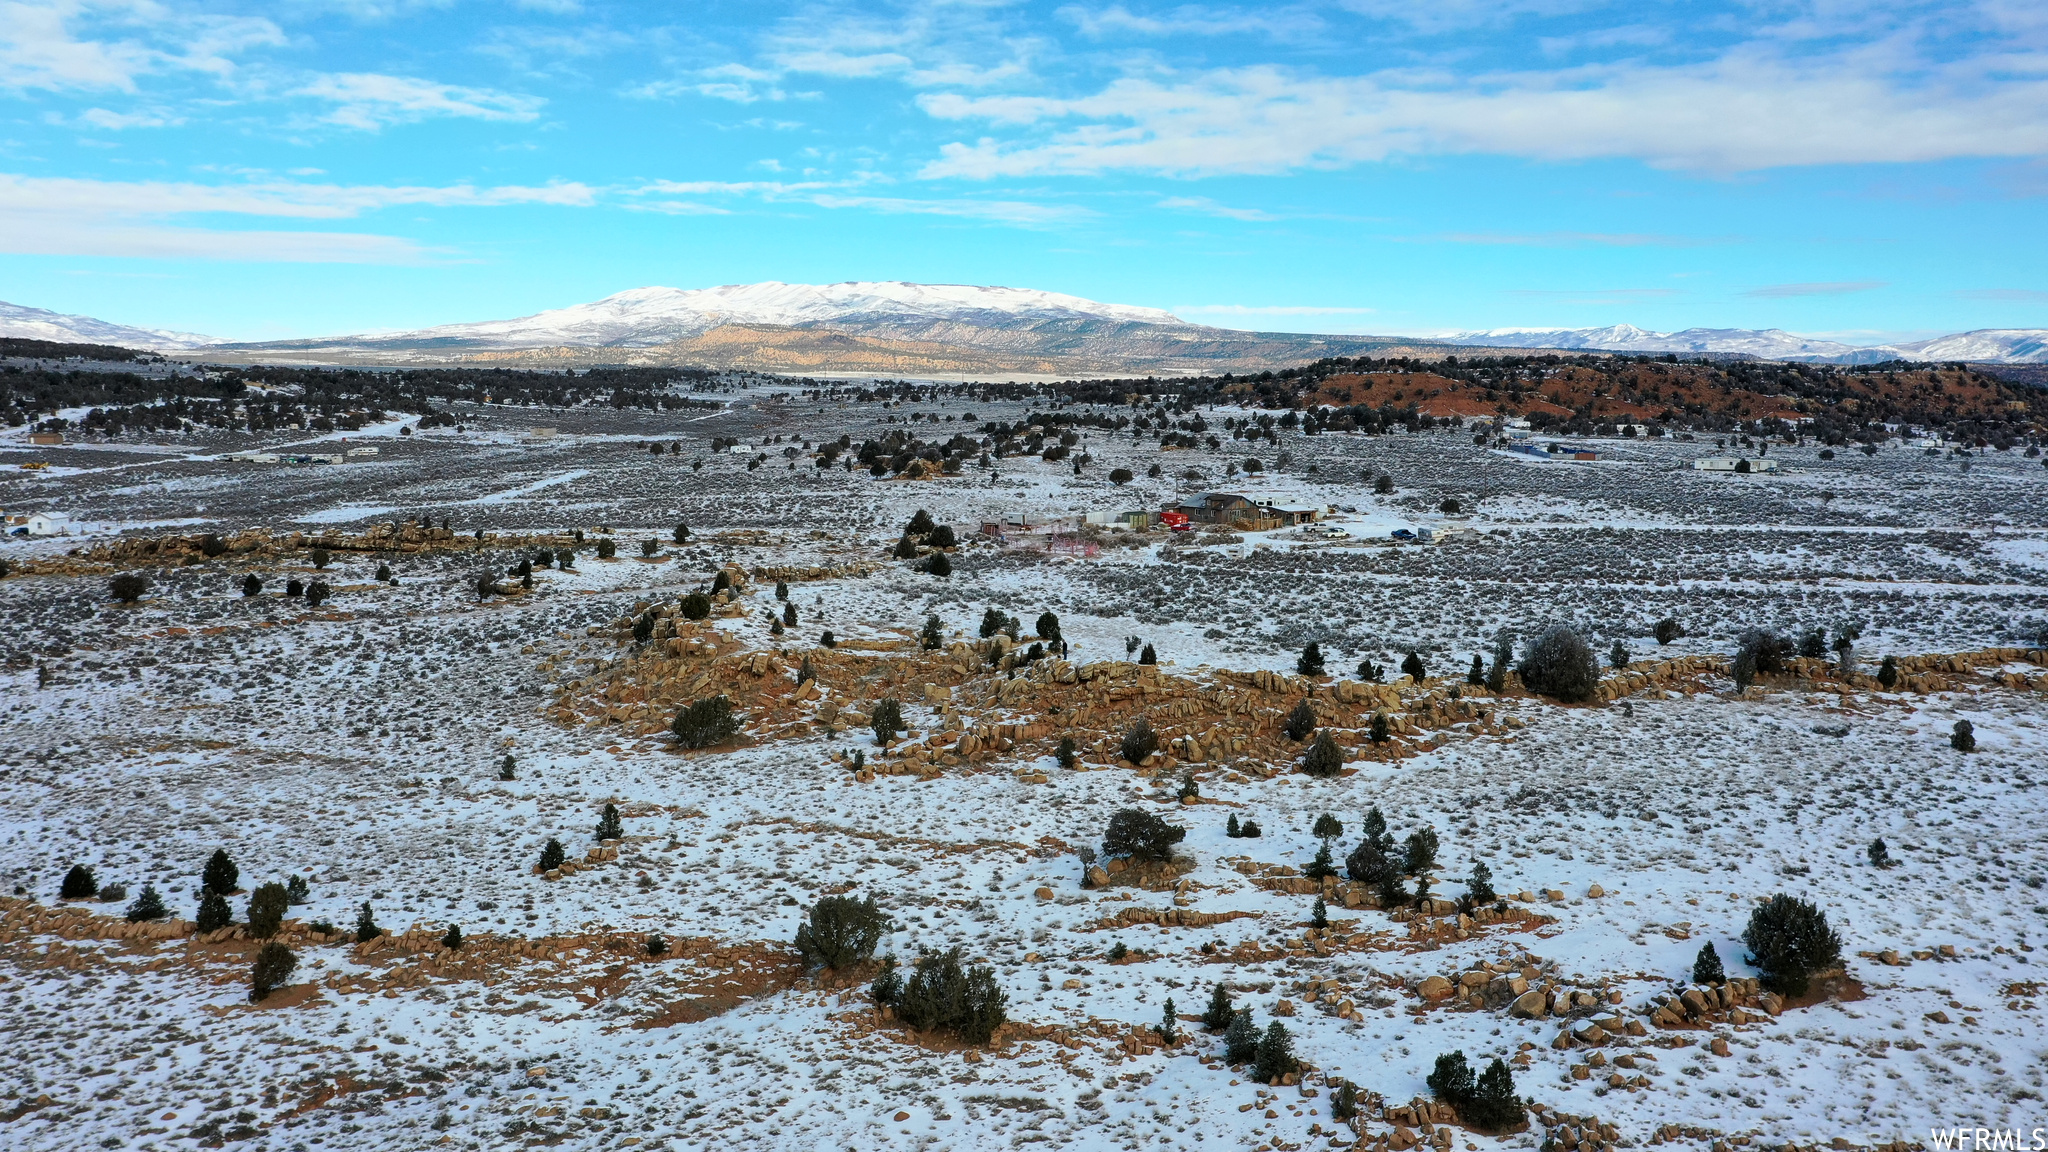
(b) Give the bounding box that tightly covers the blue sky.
[2,0,2046,342]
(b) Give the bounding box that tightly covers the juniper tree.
[1867,837,1891,868]
[355,901,383,943]
[1226,812,1242,837]
[1357,658,1384,682]
[783,602,797,626]
[1138,642,1156,665]
[196,891,231,933]
[1203,982,1235,1030]
[499,755,516,781]
[250,942,297,1001]
[1426,1050,1475,1105]
[1283,699,1317,742]
[539,838,566,872]
[680,592,712,620]
[1467,654,1484,685]
[1158,997,1178,1045]
[1297,642,1325,677]
[795,894,888,969]
[1120,717,1159,764]
[980,607,1008,638]
[247,882,288,938]
[1654,618,1682,646]
[870,956,902,1006]
[1252,1021,1297,1082]
[1223,1009,1259,1064]
[1951,720,1976,752]
[645,933,669,956]
[442,924,463,950]
[920,614,943,649]
[1102,807,1185,861]
[1369,712,1391,744]
[110,573,149,601]
[596,538,617,559]
[1312,814,1342,841]
[1055,735,1077,770]
[1401,651,1426,682]
[893,534,920,560]
[1486,633,1511,692]
[641,539,660,557]
[1693,941,1725,984]
[1303,841,1337,881]
[1303,731,1345,777]
[125,884,167,922]
[1519,626,1599,701]
[1466,861,1496,905]
[676,524,693,544]
[60,864,97,900]
[1463,1058,1524,1131]
[672,695,741,748]
[377,563,392,582]
[241,574,262,597]
[925,552,952,577]
[1177,771,1200,801]
[895,947,1006,1045]
[596,803,623,841]
[203,849,238,895]
[1310,895,1328,930]
[1609,639,1631,669]
[870,698,905,745]
[1035,612,1062,643]
[907,509,935,536]
[1404,827,1439,877]
[1877,655,1899,689]
[1742,893,1842,997]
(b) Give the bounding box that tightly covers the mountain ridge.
[7,283,2045,370]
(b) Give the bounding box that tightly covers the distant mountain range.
[1445,324,2048,364]
[0,299,217,351]
[5,284,2044,373]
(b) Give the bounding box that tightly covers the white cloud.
[0,0,282,93]
[1432,230,1718,246]
[77,105,180,128]
[1156,195,1275,220]
[919,52,2048,176]
[1742,280,1887,298]
[1177,303,1376,315]
[0,172,598,263]
[806,192,1092,226]
[296,72,545,130]
[1056,3,1325,41]
[621,178,1086,228]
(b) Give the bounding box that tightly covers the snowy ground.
[2,387,2045,1151]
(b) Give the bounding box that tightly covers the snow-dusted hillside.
[1447,325,1867,361]
[0,299,217,350]
[295,282,1190,350]
[1884,328,2048,364]
[1447,324,2048,364]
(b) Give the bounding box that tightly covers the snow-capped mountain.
[1445,323,2048,364]
[1881,329,2048,364]
[0,299,217,350]
[286,282,1189,351]
[1446,324,1867,360]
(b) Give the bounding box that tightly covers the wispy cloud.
[1177,303,1375,315]
[296,72,545,130]
[622,179,1087,228]
[1505,288,1685,303]
[1433,230,1718,247]
[1741,280,1887,298]
[919,54,2048,177]
[0,0,284,94]
[1156,195,1275,221]
[1954,288,2048,302]
[1056,4,1325,41]
[0,172,597,263]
